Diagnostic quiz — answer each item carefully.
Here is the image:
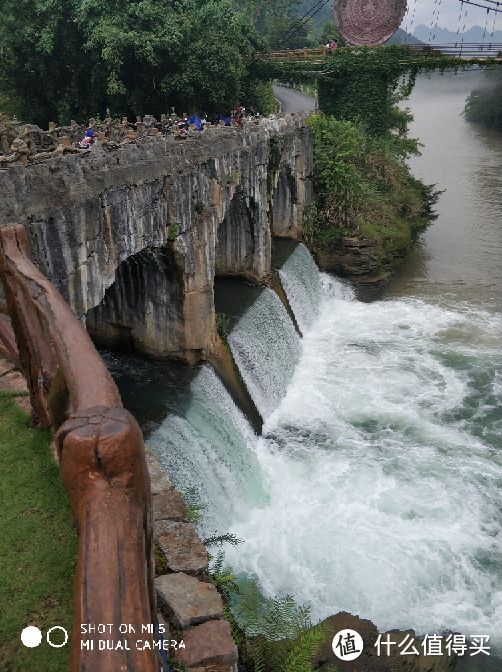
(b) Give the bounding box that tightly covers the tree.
[465,69,502,131]
[0,0,102,124]
[319,20,346,47]
[234,0,310,49]
[0,0,266,125]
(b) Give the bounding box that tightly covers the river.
[106,73,502,667]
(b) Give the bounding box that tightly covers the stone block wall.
[146,452,238,672]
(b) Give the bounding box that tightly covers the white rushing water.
[224,273,502,644]
[144,251,501,645]
[278,243,322,334]
[148,365,267,530]
[116,73,502,659]
[227,288,301,418]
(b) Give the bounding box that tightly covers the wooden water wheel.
[333,0,408,46]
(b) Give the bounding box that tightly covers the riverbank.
[303,114,439,285]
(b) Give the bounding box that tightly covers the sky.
[400,0,502,32]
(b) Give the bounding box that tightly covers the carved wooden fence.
[0,225,159,672]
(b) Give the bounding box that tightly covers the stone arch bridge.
[0,114,313,364]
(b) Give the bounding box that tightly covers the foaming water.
[107,73,502,654]
[148,365,266,531]
[225,276,502,645]
[278,243,322,334]
[227,288,301,417]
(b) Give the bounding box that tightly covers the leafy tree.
[0,0,266,125]
[234,0,313,49]
[319,21,345,47]
[465,69,502,130]
[0,0,101,124]
[305,113,439,275]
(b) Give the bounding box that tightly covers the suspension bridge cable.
[428,0,439,43]
[432,0,444,42]
[482,7,490,45]
[279,0,332,45]
[459,0,500,6]
[491,8,498,36]
[458,0,502,10]
[276,0,331,46]
[408,0,418,41]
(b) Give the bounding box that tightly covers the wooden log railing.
[0,225,159,672]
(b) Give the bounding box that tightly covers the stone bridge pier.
[0,115,313,364]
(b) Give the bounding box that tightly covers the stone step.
[176,620,238,671]
[156,573,224,628]
[154,520,208,575]
[153,489,189,523]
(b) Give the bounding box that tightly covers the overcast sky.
[401,0,502,32]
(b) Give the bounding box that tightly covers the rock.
[0,116,312,365]
[153,489,188,522]
[0,357,16,376]
[155,521,208,574]
[315,613,459,672]
[156,611,170,643]
[314,612,384,672]
[0,370,28,393]
[176,620,238,669]
[145,452,172,494]
[155,573,224,627]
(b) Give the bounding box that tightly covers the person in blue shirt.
[187,113,202,131]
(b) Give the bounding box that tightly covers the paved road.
[273,85,316,114]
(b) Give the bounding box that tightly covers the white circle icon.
[332,628,364,661]
[21,626,42,648]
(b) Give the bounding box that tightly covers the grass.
[0,394,77,672]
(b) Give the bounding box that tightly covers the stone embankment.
[147,452,238,672]
[314,236,390,285]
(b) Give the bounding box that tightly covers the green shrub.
[216,313,231,341]
[306,113,439,272]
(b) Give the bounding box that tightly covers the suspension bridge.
[262,0,502,67]
[263,43,502,65]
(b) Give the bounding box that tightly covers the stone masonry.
[0,114,313,363]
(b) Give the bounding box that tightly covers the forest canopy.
[0,0,336,125]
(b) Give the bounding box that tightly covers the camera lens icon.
[332,628,364,661]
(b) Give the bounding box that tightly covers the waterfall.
[227,288,301,418]
[147,365,267,532]
[226,282,502,649]
[108,271,502,651]
[278,243,322,334]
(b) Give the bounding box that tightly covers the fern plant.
[228,580,339,672]
[186,487,339,672]
[182,486,206,525]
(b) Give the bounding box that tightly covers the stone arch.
[86,244,208,364]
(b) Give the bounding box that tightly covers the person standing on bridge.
[232,104,245,127]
